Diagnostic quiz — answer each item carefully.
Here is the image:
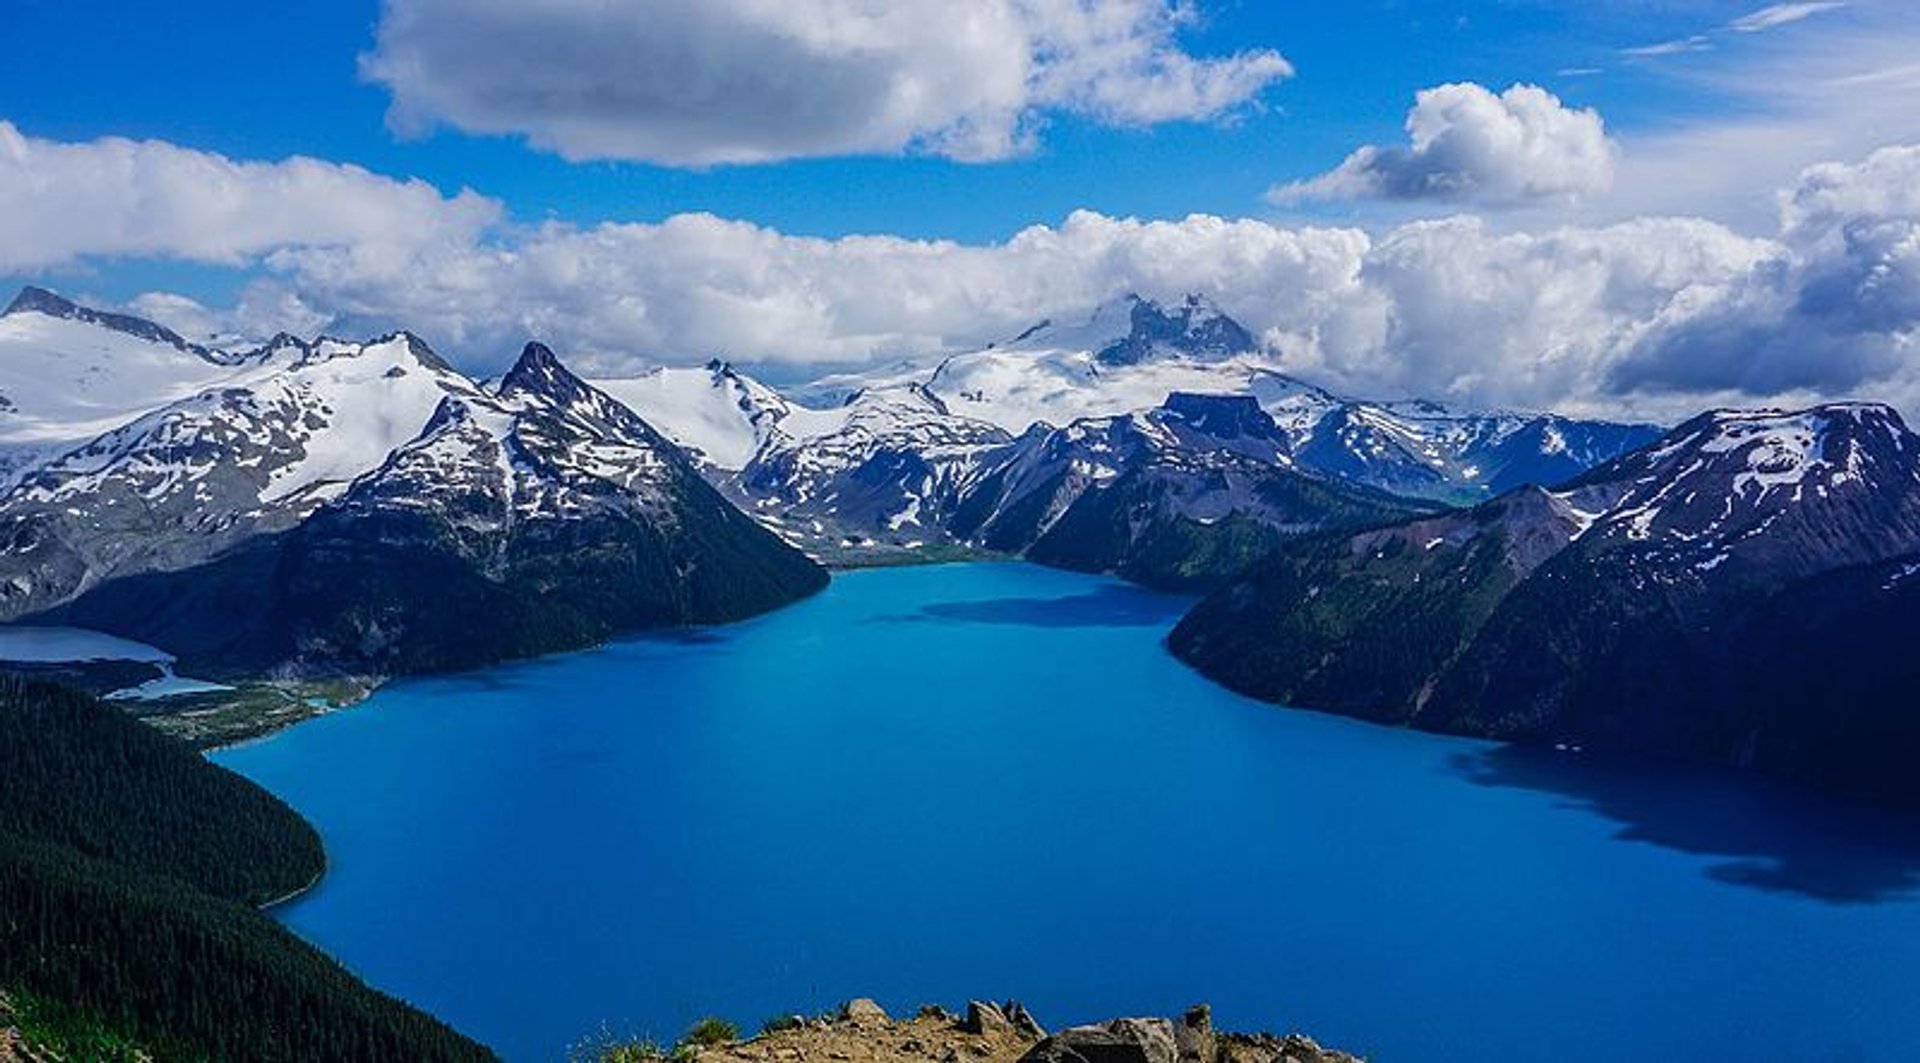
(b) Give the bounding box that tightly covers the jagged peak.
[1095,292,1257,367]
[389,330,453,373]
[4,285,77,318]
[500,340,597,408]
[420,394,475,434]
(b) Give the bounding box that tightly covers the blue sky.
[0,0,1796,245]
[0,1,1915,418]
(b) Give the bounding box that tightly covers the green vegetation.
[681,1016,740,1048]
[1168,508,1529,718]
[1017,465,1426,593]
[568,1015,742,1063]
[0,677,495,1061]
[128,677,373,750]
[0,674,323,905]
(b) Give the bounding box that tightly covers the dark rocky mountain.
[1170,403,1920,805]
[1093,293,1259,366]
[950,393,1433,589]
[43,343,828,679]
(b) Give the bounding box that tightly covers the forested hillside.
[0,677,495,1061]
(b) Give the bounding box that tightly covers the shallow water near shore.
[215,562,1920,1062]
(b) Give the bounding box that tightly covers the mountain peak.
[1095,293,1257,367]
[2,285,230,363]
[500,340,594,407]
[390,331,454,373]
[4,285,78,318]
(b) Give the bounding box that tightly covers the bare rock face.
[1018,1018,1177,1063]
[1220,1033,1363,1063]
[1004,1002,1046,1041]
[1174,1004,1214,1063]
[963,1001,1013,1036]
[845,999,892,1028]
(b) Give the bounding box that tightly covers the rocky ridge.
[683,1000,1357,1063]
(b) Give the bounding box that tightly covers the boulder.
[1218,1032,1362,1063]
[843,999,890,1027]
[1018,1019,1178,1063]
[1004,1001,1046,1040]
[1174,1004,1213,1063]
[962,1001,1012,1036]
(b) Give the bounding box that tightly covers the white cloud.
[359,0,1292,166]
[0,121,500,273]
[1269,83,1616,208]
[1729,3,1846,33]
[1614,144,1920,397]
[6,121,1919,421]
[205,144,1918,419]
[245,209,1374,370]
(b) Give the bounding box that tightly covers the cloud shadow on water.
[1451,743,1920,904]
[893,584,1193,629]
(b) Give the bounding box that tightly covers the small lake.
[214,563,1920,1062]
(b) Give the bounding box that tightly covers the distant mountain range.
[603,292,1660,577]
[10,284,1920,805]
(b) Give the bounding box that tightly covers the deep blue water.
[214,563,1920,1062]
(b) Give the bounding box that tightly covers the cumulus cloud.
[0,121,500,273]
[202,145,1918,418]
[1270,83,1616,208]
[1614,145,1920,396]
[244,210,1373,370]
[8,120,1920,420]
[359,0,1293,165]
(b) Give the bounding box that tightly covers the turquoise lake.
[214,562,1920,1062]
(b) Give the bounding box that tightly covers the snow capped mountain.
[1547,403,1920,578]
[949,393,1428,588]
[46,340,827,677]
[592,360,790,470]
[347,341,689,528]
[1292,401,1665,503]
[0,288,256,485]
[733,383,1013,555]
[760,293,1660,504]
[920,294,1280,435]
[2,285,239,363]
[0,331,475,620]
[1002,292,1258,366]
[1170,401,1920,804]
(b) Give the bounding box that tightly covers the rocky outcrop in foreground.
[686,1000,1358,1063]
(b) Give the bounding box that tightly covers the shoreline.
[258,861,328,912]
